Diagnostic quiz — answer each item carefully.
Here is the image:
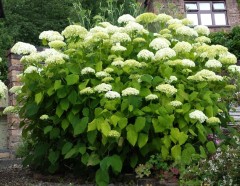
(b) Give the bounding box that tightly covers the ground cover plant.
[7,12,240,185]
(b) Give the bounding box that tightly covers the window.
[185,1,228,26]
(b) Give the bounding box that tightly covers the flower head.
[136,13,157,24]
[0,80,8,98]
[48,40,66,49]
[206,117,221,125]
[145,94,158,101]
[189,110,208,123]
[24,66,38,74]
[39,31,64,42]
[122,87,139,96]
[9,86,22,95]
[108,130,121,138]
[170,101,182,107]
[176,26,198,37]
[123,59,142,68]
[111,43,127,52]
[62,25,88,39]
[80,87,95,95]
[104,91,121,99]
[94,83,112,93]
[219,53,237,65]
[40,114,49,120]
[228,65,240,73]
[149,38,170,50]
[118,14,135,24]
[188,69,223,81]
[205,59,222,68]
[137,49,154,60]
[173,41,192,53]
[111,32,131,43]
[155,14,173,23]
[155,48,176,61]
[156,84,177,96]
[165,76,178,83]
[81,67,95,75]
[194,25,210,36]
[3,106,17,114]
[111,60,124,67]
[11,42,37,55]
[96,71,111,78]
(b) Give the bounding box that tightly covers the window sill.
[207,25,231,28]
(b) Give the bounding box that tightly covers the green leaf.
[134,117,146,132]
[60,99,69,111]
[118,118,128,129]
[54,80,62,90]
[48,150,59,165]
[161,146,169,160]
[206,141,216,154]
[74,117,89,135]
[197,82,208,89]
[68,90,78,104]
[127,125,138,146]
[87,131,97,144]
[152,118,161,133]
[130,154,138,168]
[56,105,64,118]
[64,148,77,159]
[96,169,109,186]
[35,92,43,104]
[62,142,73,155]
[189,92,198,101]
[140,74,153,84]
[181,144,196,164]
[78,80,89,90]
[79,144,86,154]
[57,87,68,98]
[109,155,122,173]
[61,119,69,131]
[44,126,53,134]
[200,146,207,158]
[110,115,120,127]
[95,61,103,71]
[87,153,100,166]
[138,133,148,148]
[50,128,60,139]
[66,74,79,85]
[163,136,171,149]
[82,108,89,117]
[171,145,181,161]
[189,129,197,136]
[100,121,111,136]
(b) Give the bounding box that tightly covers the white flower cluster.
[145,94,158,101]
[228,65,240,73]
[194,25,210,36]
[118,14,136,24]
[167,18,182,25]
[108,130,121,138]
[48,40,66,49]
[182,59,196,67]
[188,69,223,82]
[81,67,95,75]
[24,66,38,74]
[156,84,177,96]
[62,25,88,39]
[137,49,154,60]
[94,83,112,93]
[155,48,176,61]
[106,25,121,34]
[123,59,142,68]
[125,21,148,34]
[173,41,192,53]
[219,53,237,65]
[170,100,182,107]
[176,26,198,37]
[80,87,94,95]
[122,87,139,96]
[111,43,127,52]
[111,32,131,43]
[189,110,208,123]
[96,71,111,78]
[149,38,170,50]
[165,76,178,83]
[136,13,157,24]
[195,36,211,43]
[45,55,65,65]
[104,68,114,73]
[3,106,17,114]
[155,14,173,23]
[90,26,106,33]
[11,42,37,55]
[40,114,49,120]
[104,91,121,99]
[205,59,222,68]
[0,80,7,99]
[181,18,194,26]
[111,60,124,67]
[9,86,22,95]
[39,30,64,42]
[206,117,221,124]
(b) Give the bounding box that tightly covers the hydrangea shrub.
[10,13,239,185]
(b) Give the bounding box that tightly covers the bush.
[9,13,240,185]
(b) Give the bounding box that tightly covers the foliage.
[180,134,240,186]
[9,13,240,185]
[210,26,240,59]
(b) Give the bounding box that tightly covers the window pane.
[213,3,225,10]
[187,14,199,25]
[199,3,211,10]
[214,13,227,25]
[185,3,198,10]
[200,14,213,25]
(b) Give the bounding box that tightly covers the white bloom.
[104,91,121,99]
[206,117,221,124]
[45,55,65,64]
[104,68,114,73]
[24,66,38,74]
[165,76,178,83]
[145,94,158,101]
[0,80,7,98]
[62,25,88,39]
[96,71,111,78]
[111,60,124,67]
[40,114,49,120]
[9,86,22,95]
[122,87,139,96]
[181,18,194,26]
[228,65,240,73]
[156,84,177,96]
[3,106,17,114]
[124,22,148,34]
[0,57,2,62]
[195,36,211,43]
[188,69,223,82]
[182,59,195,67]
[155,48,176,60]
[173,41,192,53]
[108,130,121,138]
[80,87,95,95]
[81,67,95,75]
[90,26,106,33]
[105,25,121,34]
[149,38,170,50]
[39,30,64,42]
[111,32,131,43]
[94,83,112,93]
[40,49,68,60]
[123,59,142,68]
[137,49,154,60]
[155,14,173,23]
[111,43,127,52]
[205,59,222,68]
[189,110,208,123]
[170,101,182,107]
[176,26,198,37]
[219,53,237,65]
[11,42,37,55]
[167,18,182,25]
[118,14,136,24]
[98,22,112,28]
[48,40,66,49]
[194,25,210,36]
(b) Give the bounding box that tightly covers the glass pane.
[200,14,213,25]
[185,3,198,10]
[214,13,227,25]
[199,3,211,10]
[213,3,225,10]
[186,14,199,25]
